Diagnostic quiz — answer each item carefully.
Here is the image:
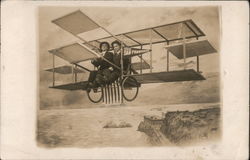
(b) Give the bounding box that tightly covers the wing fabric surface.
[50,81,89,90]
[49,43,98,63]
[132,69,205,84]
[52,10,205,47]
[165,40,217,59]
[52,10,100,35]
[45,65,85,74]
[85,19,205,47]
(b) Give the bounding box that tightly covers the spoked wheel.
[121,76,139,102]
[86,87,103,103]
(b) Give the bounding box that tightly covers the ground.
[37,103,220,148]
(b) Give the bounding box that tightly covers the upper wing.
[52,10,205,48]
[52,10,100,35]
[89,19,205,47]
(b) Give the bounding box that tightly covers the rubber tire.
[121,76,139,102]
[86,88,103,103]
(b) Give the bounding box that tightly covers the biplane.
[45,10,217,104]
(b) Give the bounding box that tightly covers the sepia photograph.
[38,6,221,148]
[1,1,248,159]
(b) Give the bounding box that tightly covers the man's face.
[101,43,108,51]
[113,43,121,53]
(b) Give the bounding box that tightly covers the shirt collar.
[101,51,106,56]
[114,50,121,54]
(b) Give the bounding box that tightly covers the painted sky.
[39,6,220,109]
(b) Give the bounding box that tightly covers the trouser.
[95,69,112,86]
[88,71,98,83]
[109,70,121,83]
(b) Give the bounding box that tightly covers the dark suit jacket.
[91,51,113,70]
[112,53,130,73]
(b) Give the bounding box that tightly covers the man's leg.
[88,71,98,83]
[87,71,98,92]
[102,69,112,84]
[110,71,120,83]
[95,70,105,87]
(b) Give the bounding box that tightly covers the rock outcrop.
[138,107,220,145]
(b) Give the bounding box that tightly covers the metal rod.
[120,47,124,104]
[104,85,107,104]
[150,29,153,73]
[140,45,143,74]
[110,84,113,103]
[183,40,186,70]
[113,83,117,102]
[167,50,169,72]
[152,28,169,43]
[101,87,104,103]
[52,54,55,86]
[116,80,120,103]
[72,64,74,83]
[107,84,110,104]
[73,63,91,72]
[181,23,187,70]
[74,65,77,83]
[197,56,199,72]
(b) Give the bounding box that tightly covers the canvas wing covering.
[52,10,100,35]
[165,40,217,59]
[45,65,85,74]
[132,69,205,84]
[49,43,99,63]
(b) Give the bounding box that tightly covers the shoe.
[86,88,91,93]
[88,82,94,88]
[93,88,98,93]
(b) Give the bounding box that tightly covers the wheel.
[121,76,139,102]
[86,87,103,103]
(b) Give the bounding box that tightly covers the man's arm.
[101,52,114,68]
[91,58,101,67]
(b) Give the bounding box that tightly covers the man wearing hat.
[87,42,113,92]
[109,40,130,83]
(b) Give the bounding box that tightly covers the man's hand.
[92,48,99,53]
[91,59,96,63]
[101,56,105,60]
[109,67,114,71]
[91,58,99,66]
